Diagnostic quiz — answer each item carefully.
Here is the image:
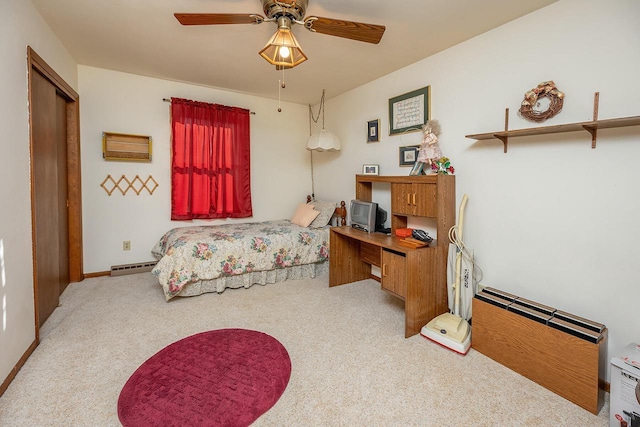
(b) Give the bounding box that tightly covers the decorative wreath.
[518,81,565,122]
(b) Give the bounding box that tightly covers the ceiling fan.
[175,0,385,68]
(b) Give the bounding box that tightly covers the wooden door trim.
[28,48,78,100]
[27,46,84,340]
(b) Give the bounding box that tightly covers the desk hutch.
[329,174,456,337]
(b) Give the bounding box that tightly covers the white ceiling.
[32,0,557,105]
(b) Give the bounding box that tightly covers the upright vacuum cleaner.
[420,194,473,355]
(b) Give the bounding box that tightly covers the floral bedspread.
[151,220,330,300]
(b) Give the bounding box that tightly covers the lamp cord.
[308,89,326,201]
[309,150,315,201]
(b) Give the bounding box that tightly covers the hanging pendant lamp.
[307,89,340,200]
[307,90,341,151]
[306,129,341,151]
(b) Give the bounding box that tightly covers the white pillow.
[307,200,336,228]
[290,203,320,227]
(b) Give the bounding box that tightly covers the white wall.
[78,67,311,273]
[316,0,640,375]
[0,0,77,386]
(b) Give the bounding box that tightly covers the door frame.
[27,46,84,341]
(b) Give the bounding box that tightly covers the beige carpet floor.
[0,272,609,426]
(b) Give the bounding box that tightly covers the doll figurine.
[417,120,442,165]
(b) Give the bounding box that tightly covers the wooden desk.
[329,226,448,337]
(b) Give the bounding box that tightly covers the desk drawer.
[360,241,380,267]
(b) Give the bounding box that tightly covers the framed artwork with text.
[388,86,430,135]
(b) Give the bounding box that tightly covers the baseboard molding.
[84,270,110,278]
[0,339,38,398]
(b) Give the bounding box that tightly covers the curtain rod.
[163,98,255,115]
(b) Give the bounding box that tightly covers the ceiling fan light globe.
[259,28,307,68]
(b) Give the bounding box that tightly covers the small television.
[350,199,387,233]
[350,199,376,232]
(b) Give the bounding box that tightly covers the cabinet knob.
[382,264,387,277]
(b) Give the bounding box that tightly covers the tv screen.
[350,199,377,233]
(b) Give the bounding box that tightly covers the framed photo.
[362,164,379,175]
[409,161,426,176]
[367,119,380,142]
[399,145,420,167]
[388,86,430,135]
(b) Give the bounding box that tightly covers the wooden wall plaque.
[102,132,152,162]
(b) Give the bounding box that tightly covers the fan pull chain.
[277,67,286,112]
[278,80,282,112]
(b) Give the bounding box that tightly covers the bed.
[151,198,346,300]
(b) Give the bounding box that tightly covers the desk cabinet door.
[381,248,406,299]
[391,183,436,217]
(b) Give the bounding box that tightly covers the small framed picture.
[367,119,380,143]
[409,161,426,176]
[362,164,379,175]
[399,145,420,166]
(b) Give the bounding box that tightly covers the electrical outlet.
[123,241,131,251]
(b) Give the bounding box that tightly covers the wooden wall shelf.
[466,92,640,153]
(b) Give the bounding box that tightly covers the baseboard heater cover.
[513,297,556,317]
[476,287,606,343]
[472,288,607,414]
[481,286,518,302]
[508,302,553,325]
[553,310,606,334]
[110,261,157,276]
[474,291,512,309]
[547,317,602,344]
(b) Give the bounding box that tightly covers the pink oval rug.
[118,329,291,427]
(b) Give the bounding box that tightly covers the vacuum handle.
[457,194,469,241]
[452,194,469,317]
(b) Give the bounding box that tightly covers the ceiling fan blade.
[304,16,385,44]
[174,13,263,26]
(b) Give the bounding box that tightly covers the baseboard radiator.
[472,287,607,415]
[110,261,157,276]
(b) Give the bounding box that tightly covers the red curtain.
[170,97,252,220]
